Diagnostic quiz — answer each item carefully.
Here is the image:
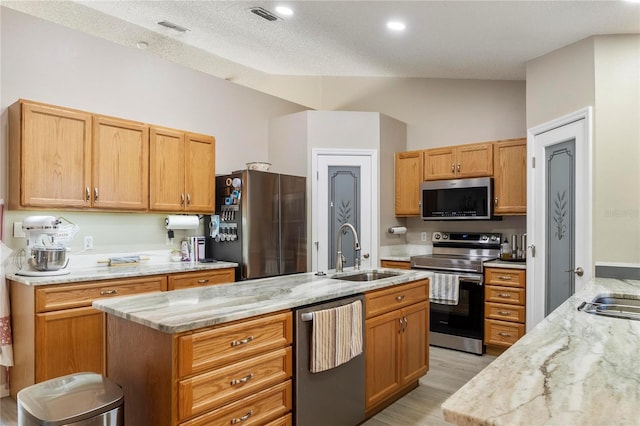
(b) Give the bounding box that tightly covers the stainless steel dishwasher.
[294,294,366,426]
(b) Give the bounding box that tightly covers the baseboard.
[1,387,9,398]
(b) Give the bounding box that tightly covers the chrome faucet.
[335,223,361,272]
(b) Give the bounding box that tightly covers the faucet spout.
[336,223,361,272]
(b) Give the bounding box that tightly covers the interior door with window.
[527,108,592,330]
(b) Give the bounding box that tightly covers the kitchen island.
[93,269,432,425]
[442,276,640,425]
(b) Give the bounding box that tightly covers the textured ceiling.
[5,1,640,80]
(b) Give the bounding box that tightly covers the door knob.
[363,253,370,259]
[565,267,584,277]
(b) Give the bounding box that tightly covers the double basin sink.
[579,294,640,321]
[331,270,403,282]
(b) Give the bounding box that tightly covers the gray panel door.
[328,166,360,270]
[545,139,575,315]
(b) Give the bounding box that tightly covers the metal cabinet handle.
[457,163,461,172]
[398,317,408,332]
[230,373,254,386]
[180,193,185,205]
[565,267,584,277]
[230,410,254,424]
[230,336,254,347]
[187,193,191,205]
[497,310,512,316]
[197,279,209,284]
[497,293,512,298]
[94,187,99,202]
[85,187,90,202]
[100,289,118,295]
[498,275,512,280]
[498,332,513,337]
[396,295,405,302]
[494,197,498,206]
[451,163,455,173]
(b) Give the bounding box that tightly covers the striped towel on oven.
[310,300,363,373]
[430,273,460,305]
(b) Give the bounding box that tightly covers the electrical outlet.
[421,232,428,242]
[84,236,94,250]
[13,222,25,238]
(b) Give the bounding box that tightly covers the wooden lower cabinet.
[169,268,235,290]
[484,267,527,355]
[106,310,293,426]
[364,280,429,416]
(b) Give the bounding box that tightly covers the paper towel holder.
[388,226,407,235]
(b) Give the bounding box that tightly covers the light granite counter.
[483,259,526,270]
[442,277,640,426]
[93,268,432,334]
[6,260,238,286]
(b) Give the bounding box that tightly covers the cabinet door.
[394,151,423,216]
[365,309,401,409]
[423,147,456,180]
[35,307,104,382]
[493,138,527,215]
[185,132,216,213]
[456,143,493,177]
[400,301,429,384]
[11,101,92,208]
[150,126,186,211]
[92,116,149,210]
[380,260,411,270]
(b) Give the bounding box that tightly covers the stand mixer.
[17,216,77,276]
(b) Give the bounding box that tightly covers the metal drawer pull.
[497,293,512,298]
[197,279,209,283]
[230,373,254,386]
[231,410,254,424]
[396,295,405,302]
[100,289,118,295]
[230,336,254,347]
[498,275,513,280]
[498,332,513,337]
[498,311,512,316]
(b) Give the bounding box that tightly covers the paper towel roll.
[388,226,407,234]
[165,215,199,230]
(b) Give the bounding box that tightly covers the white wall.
[0,7,308,253]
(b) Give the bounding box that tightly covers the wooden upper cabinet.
[423,143,493,180]
[150,127,215,213]
[394,150,423,216]
[493,138,527,215]
[9,100,92,209]
[92,116,149,210]
[185,132,216,213]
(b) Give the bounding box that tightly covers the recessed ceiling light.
[136,41,149,50]
[387,21,406,31]
[275,6,293,16]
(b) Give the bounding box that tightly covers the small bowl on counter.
[246,162,271,172]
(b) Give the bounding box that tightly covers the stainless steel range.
[411,232,501,355]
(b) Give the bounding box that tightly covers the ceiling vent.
[157,20,190,33]
[250,7,281,21]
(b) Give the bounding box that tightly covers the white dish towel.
[310,300,363,373]
[430,273,460,305]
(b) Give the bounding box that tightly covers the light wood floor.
[0,346,495,426]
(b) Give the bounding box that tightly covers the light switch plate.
[421,232,428,242]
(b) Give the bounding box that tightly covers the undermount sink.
[331,270,403,282]
[578,294,640,321]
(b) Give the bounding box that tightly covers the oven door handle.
[458,275,483,285]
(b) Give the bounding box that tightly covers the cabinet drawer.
[178,347,292,420]
[264,413,292,426]
[366,280,429,318]
[380,260,411,270]
[168,269,235,290]
[485,268,526,288]
[485,302,525,323]
[179,380,292,426]
[485,285,525,305]
[484,319,525,347]
[35,276,167,312]
[178,311,292,377]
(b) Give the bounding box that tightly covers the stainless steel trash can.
[17,372,123,426]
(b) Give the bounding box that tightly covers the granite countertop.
[442,277,640,425]
[93,268,433,334]
[483,259,526,270]
[6,260,238,286]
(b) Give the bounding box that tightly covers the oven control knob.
[442,234,449,240]
[434,233,441,240]
[490,235,499,241]
[481,235,488,241]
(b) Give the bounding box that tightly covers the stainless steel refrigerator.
[205,170,307,280]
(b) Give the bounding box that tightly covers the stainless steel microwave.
[420,177,495,220]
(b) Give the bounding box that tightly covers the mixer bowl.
[29,247,68,271]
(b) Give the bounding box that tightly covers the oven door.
[430,273,484,340]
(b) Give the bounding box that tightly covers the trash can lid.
[17,372,123,426]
